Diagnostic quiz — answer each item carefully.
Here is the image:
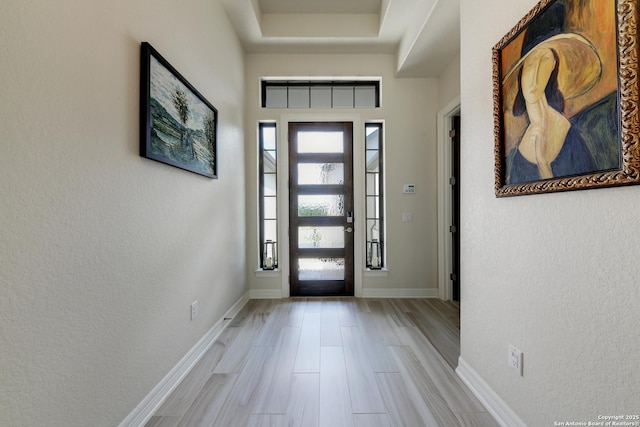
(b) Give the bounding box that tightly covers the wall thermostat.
[403,184,416,194]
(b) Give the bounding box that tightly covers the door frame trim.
[278,113,364,298]
[437,97,461,301]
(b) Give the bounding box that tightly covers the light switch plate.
[509,344,523,376]
[191,301,199,321]
[403,184,416,194]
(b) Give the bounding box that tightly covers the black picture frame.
[140,42,217,178]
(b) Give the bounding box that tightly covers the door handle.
[344,226,353,233]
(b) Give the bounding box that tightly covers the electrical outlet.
[191,301,199,321]
[509,344,523,376]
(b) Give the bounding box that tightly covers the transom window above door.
[261,80,380,109]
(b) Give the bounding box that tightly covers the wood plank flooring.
[145,298,498,427]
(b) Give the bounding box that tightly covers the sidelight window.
[365,123,384,269]
[259,123,278,269]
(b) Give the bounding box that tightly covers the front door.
[289,122,354,296]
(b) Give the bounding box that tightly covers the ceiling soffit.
[258,0,382,15]
[222,0,460,77]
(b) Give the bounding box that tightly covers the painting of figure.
[492,0,640,196]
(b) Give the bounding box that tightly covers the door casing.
[437,98,461,301]
[277,113,365,298]
[288,121,354,296]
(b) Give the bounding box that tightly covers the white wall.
[0,1,246,425]
[438,53,461,111]
[244,54,439,297]
[460,0,640,425]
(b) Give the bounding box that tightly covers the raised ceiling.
[258,0,382,15]
[222,0,460,77]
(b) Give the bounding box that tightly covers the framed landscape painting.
[493,0,640,196]
[140,42,217,178]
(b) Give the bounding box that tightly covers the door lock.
[344,226,353,233]
[346,211,353,223]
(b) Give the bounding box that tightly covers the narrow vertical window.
[365,123,384,269]
[259,123,278,269]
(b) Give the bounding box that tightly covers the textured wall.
[460,0,640,424]
[0,0,246,425]
[438,54,461,111]
[244,54,439,296]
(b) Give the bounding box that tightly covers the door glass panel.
[298,195,345,216]
[263,150,277,172]
[288,87,309,108]
[264,219,277,241]
[366,196,379,217]
[310,87,332,108]
[265,86,287,108]
[298,258,345,280]
[263,126,277,150]
[333,87,354,108]
[298,163,344,185]
[298,227,345,248]
[297,131,344,153]
[365,152,379,172]
[366,173,379,194]
[264,196,277,219]
[355,85,376,108]
[366,219,380,241]
[264,173,276,196]
[366,127,380,149]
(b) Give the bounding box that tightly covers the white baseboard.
[361,288,439,298]
[247,285,439,299]
[456,357,527,427]
[247,287,438,299]
[249,289,283,299]
[118,291,250,427]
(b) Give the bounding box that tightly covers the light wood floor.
[145,298,498,427]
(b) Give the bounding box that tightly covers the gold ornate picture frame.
[493,0,640,196]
